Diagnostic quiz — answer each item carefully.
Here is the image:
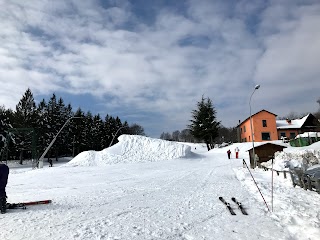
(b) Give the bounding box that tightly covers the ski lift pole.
[109,126,128,147]
[243,159,271,212]
[37,117,81,168]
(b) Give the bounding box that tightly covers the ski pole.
[243,160,270,212]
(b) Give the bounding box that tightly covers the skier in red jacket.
[235,147,240,159]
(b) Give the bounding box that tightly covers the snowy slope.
[67,135,191,166]
[1,136,319,240]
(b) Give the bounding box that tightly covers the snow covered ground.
[1,135,319,240]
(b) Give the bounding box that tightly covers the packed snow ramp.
[67,135,191,166]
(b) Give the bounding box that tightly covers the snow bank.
[295,132,320,138]
[3,137,320,240]
[261,142,320,171]
[234,167,320,240]
[67,135,191,166]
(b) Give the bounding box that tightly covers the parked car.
[289,165,320,193]
[219,142,230,148]
[304,164,320,179]
[302,164,320,193]
[280,136,289,143]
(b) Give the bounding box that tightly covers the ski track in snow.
[2,162,289,240]
[1,135,319,240]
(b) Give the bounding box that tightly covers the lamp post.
[36,116,82,168]
[249,84,260,168]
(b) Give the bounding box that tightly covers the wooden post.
[289,171,296,187]
[316,179,320,194]
[271,157,274,212]
[307,177,312,191]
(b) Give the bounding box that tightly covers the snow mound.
[67,135,191,166]
[261,143,320,171]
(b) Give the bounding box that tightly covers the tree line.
[2,89,319,159]
[161,96,320,151]
[160,125,237,145]
[277,98,320,120]
[0,89,145,163]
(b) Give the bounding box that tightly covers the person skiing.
[235,147,240,159]
[227,149,231,159]
[0,163,9,214]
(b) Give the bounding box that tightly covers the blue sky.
[1,0,320,137]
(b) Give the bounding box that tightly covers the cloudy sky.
[1,0,319,137]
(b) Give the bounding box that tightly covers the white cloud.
[0,0,319,136]
[254,2,320,115]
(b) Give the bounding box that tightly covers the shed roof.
[246,142,288,151]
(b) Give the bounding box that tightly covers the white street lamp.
[249,84,260,168]
[36,116,82,168]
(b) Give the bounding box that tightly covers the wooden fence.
[261,166,320,194]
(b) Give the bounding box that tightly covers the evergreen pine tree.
[0,106,13,161]
[83,111,94,151]
[36,99,49,158]
[64,103,74,155]
[71,108,85,155]
[54,97,73,158]
[188,96,220,151]
[46,94,60,160]
[111,117,126,146]
[103,115,114,147]
[14,88,38,163]
[92,114,104,150]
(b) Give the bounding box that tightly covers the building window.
[261,132,271,140]
[262,120,267,127]
[240,128,242,133]
[280,132,286,137]
[290,132,296,139]
[244,126,246,132]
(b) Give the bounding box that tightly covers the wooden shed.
[248,142,287,166]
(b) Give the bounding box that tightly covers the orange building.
[238,110,320,142]
[238,110,278,142]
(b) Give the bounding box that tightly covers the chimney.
[286,118,291,124]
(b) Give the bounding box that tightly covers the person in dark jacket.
[227,149,231,159]
[0,163,9,214]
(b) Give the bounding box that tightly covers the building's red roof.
[238,109,277,126]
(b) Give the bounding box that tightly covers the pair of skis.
[219,197,248,215]
[6,200,52,210]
